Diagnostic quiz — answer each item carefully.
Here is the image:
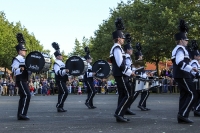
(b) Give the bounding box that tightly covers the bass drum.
[25,51,51,73]
[92,60,111,79]
[65,56,87,76]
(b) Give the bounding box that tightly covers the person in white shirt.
[52,42,69,112]
[11,33,30,120]
[110,18,135,122]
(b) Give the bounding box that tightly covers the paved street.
[0,93,200,133]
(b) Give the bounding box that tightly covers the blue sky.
[0,0,123,55]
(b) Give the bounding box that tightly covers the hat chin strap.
[180,39,187,46]
[118,38,123,45]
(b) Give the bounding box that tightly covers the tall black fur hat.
[52,42,61,57]
[15,33,27,52]
[174,19,189,41]
[124,33,133,51]
[187,40,200,59]
[112,17,125,39]
[84,46,91,60]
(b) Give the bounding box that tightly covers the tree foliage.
[71,0,200,73]
[0,11,50,76]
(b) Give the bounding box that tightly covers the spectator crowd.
[0,68,181,96]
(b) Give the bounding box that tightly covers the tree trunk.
[156,59,160,77]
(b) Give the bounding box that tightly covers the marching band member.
[137,71,151,111]
[52,42,69,112]
[123,33,136,115]
[110,18,135,122]
[84,47,97,109]
[131,42,151,111]
[188,40,200,117]
[84,47,96,109]
[11,33,30,120]
[171,19,198,124]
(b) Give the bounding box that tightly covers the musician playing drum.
[83,47,97,109]
[123,33,136,115]
[110,18,135,122]
[132,42,151,111]
[188,40,200,117]
[52,42,69,112]
[11,33,30,120]
[172,19,198,124]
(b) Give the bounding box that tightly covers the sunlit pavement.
[0,93,199,133]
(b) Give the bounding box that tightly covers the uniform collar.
[114,43,122,48]
[125,53,130,57]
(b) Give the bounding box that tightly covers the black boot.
[18,114,30,120]
[194,111,200,117]
[57,108,66,112]
[177,114,193,124]
[114,114,129,122]
[138,106,147,111]
[90,106,97,109]
[85,103,92,109]
[144,107,151,111]
[125,108,136,115]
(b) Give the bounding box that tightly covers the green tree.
[0,11,50,77]
[90,0,200,74]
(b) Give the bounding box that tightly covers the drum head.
[65,56,86,76]
[25,51,45,73]
[92,60,110,79]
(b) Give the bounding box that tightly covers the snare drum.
[148,77,154,88]
[25,51,51,73]
[92,60,111,79]
[143,77,155,90]
[143,80,150,90]
[152,77,159,87]
[65,56,88,76]
[135,76,145,92]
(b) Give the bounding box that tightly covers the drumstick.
[95,68,101,73]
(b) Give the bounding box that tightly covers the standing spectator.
[29,79,34,96]
[0,84,2,96]
[77,81,82,95]
[50,79,55,95]
[39,78,44,94]
[93,79,98,94]
[29,85,35,96]
[2,79,8,95]
[0,80,3,96]
[98,79,102,94]
[67,77,72,94]
[167,71,173,93]
[72,78,78,93]
[101,79,107,94]
[8,80,15,96]
[47,83,51,96]
[15,83,19,95]
[33,79,39,94]
[162,78,168,93]
[107,80,112,93]
[42,79,48,96]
